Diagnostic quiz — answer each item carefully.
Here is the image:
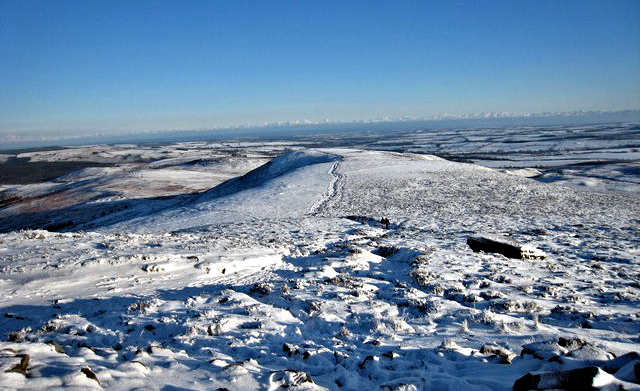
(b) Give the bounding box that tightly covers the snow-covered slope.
[0,148,638,390]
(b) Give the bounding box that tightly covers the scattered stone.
[141,264,164,272]
[382,351,400,360]
[374,246,399,258]
[359,355,379,369]
[81,367,100,385]
[240,321,261,329]
[283,343,299,357]
[47,340,66,354]
[467,234,546,260]
[6,333,19,342]
[251,282,273,295]
[480,345,516,364]
[557,337,586,350]
[380,381,421,391]
[521,341,567,360]
[566,342,615,361]
[4,353,29,376]
[269,369,314,389]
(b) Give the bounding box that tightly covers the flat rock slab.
[467,234,546,260]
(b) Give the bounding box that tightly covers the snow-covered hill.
[0,148,639,390]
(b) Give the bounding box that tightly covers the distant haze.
[1,110,639,151]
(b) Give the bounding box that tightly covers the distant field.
[0,158,113,184]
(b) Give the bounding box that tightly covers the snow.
[0,126,639,390]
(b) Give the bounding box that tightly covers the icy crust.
[0,149,639,390]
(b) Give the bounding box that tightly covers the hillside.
[0,148,639,390]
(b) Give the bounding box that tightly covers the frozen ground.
[0,125,639,390]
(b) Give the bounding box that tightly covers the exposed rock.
[359,355,379,369]
[283,343,300,357]
[480,344,516,364]
[380,379,422,390]
[81,367,100,385]
[557,337,585,350]
[602,352,640,374]
[521,340,567,360]
[613,359,640,383]
[467,234,546,260]
[513,366,617,391]
[4,353,29,376]
[374,246,400,258]
[566,343,615,361]
[141,264,164,272]
[251,282,273,295]
[47,340,66,354]
[269,369,315,389]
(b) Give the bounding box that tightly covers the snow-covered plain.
[0,125,639,390]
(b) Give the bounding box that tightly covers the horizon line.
[2,108,639,150]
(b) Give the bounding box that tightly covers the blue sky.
[1,0,639,138]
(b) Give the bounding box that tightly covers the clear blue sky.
[1,0,639,138]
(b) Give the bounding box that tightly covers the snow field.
[0,147,638,390]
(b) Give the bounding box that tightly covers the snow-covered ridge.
[199,149,341,200]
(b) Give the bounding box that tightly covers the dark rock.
[240,321,261,329]
[144,324,156,331]
[513,366,606,391]
[566,343,615,361]
[250,282,273,295]
[602,351,640,374]
[521,341,567,360]
[467,234,545,260]
[558,337,587,349]
[480,345,515,364]
[359,355,378,369]
[270,370,314,388]
[7,332,21,342]
[283,343,299,357]
[4,353,29,376]
[47,340,66,354]
[374,246,399,258]
[81,367,100,385]
[610,359,640,383]
[382,351,399,360]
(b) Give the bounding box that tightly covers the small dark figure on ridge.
[380,217,390,229]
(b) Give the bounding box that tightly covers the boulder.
[513,366,611,391]
[467,234,546,260]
